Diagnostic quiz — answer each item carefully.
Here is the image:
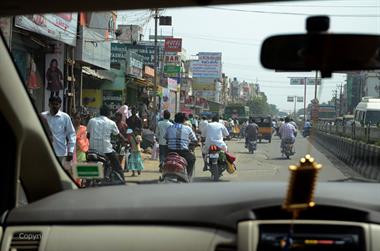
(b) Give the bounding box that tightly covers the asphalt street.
[126,133,363,184]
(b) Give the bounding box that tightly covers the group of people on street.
[156,111,231,177]
[41,97,149,186]
[41,95,313,185]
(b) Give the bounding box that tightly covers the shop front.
[11,13,78,113]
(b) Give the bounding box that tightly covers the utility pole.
[338,83,343,116]
[153,8,159,114]
[333,89,338,116]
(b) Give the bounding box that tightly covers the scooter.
[206,145,227,181]
[281,140,295,159]
[302,127,311,137]
[82,151,125,187]
[160,152,189,183]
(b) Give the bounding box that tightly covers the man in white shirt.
[279,117,297,151]
[87,106,127,182]
[41,96,76,168]
[198,116,209,141]
[156,110,173,170]
[203,115,230,153]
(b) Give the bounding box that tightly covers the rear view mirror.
[260,34,380,78]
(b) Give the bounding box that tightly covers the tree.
[247,96,269,115]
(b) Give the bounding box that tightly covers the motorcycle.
[82,151,125,187]
[302,127,311,137]
[160,142,199,183]
[206,145,228,181]
[281,139,295,159]
[248,140,257,154]
[160,152,189,183]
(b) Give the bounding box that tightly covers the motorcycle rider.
[279,116,297,153]
[202,115,230,170]
[303,119,312,136]
[165,112,198,179]
[245,117,259,148]
[87,105,127,182]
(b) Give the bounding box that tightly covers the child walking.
[127,129,144,176]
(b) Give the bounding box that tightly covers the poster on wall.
[44,41,65,112]
[103,90,123,117]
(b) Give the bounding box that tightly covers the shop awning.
[126,74,154,88]
[82,66,116,82]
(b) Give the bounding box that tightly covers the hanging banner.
[164,38,182,52]
[15,13,78,46]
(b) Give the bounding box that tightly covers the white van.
[354,97,380,126]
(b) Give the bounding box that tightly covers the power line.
[181,35,260,46]
[205,6,380,18]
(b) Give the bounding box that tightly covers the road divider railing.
[312,129,380,181]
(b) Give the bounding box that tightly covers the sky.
[117,0,380,112]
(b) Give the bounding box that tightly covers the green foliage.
[247,95,278,116]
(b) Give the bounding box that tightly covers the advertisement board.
[103,89,123,115]
[164,38,182,52]
[164,53,180,63]
[15,13,78,46]
[297,97,304,102]
[127,51,144,78]
[167,78,178,91]
[111,42,164,67]
[164,65,181,74]
[192,78,216,91]
[191,52,222,79]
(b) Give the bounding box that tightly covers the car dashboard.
[1,182,380,251]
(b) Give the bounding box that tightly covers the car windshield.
[366,111,380,124]
[1,0,380,187]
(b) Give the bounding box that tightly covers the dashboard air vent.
[9,232,42,251]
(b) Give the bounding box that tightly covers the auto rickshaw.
[253,116,273,143]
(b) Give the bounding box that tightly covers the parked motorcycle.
[281,139,295,159]
[206,145,228,181]
[82,151,125,187]
[160,152,189,183]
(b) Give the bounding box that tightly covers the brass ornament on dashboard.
[283,154,322,218]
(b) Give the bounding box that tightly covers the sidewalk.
[123,152,162,184]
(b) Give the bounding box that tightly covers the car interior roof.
[0,0,301,16]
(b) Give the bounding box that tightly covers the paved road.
[126,133,362,184]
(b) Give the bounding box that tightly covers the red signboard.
[164,38,182,52]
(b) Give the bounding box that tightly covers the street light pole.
[153,8,159,114]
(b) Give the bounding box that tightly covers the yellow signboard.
[82,89,103,108]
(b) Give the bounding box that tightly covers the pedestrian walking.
[41,96,76,171]
[155,110,173,171]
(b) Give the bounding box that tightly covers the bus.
[224,105,250,122]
